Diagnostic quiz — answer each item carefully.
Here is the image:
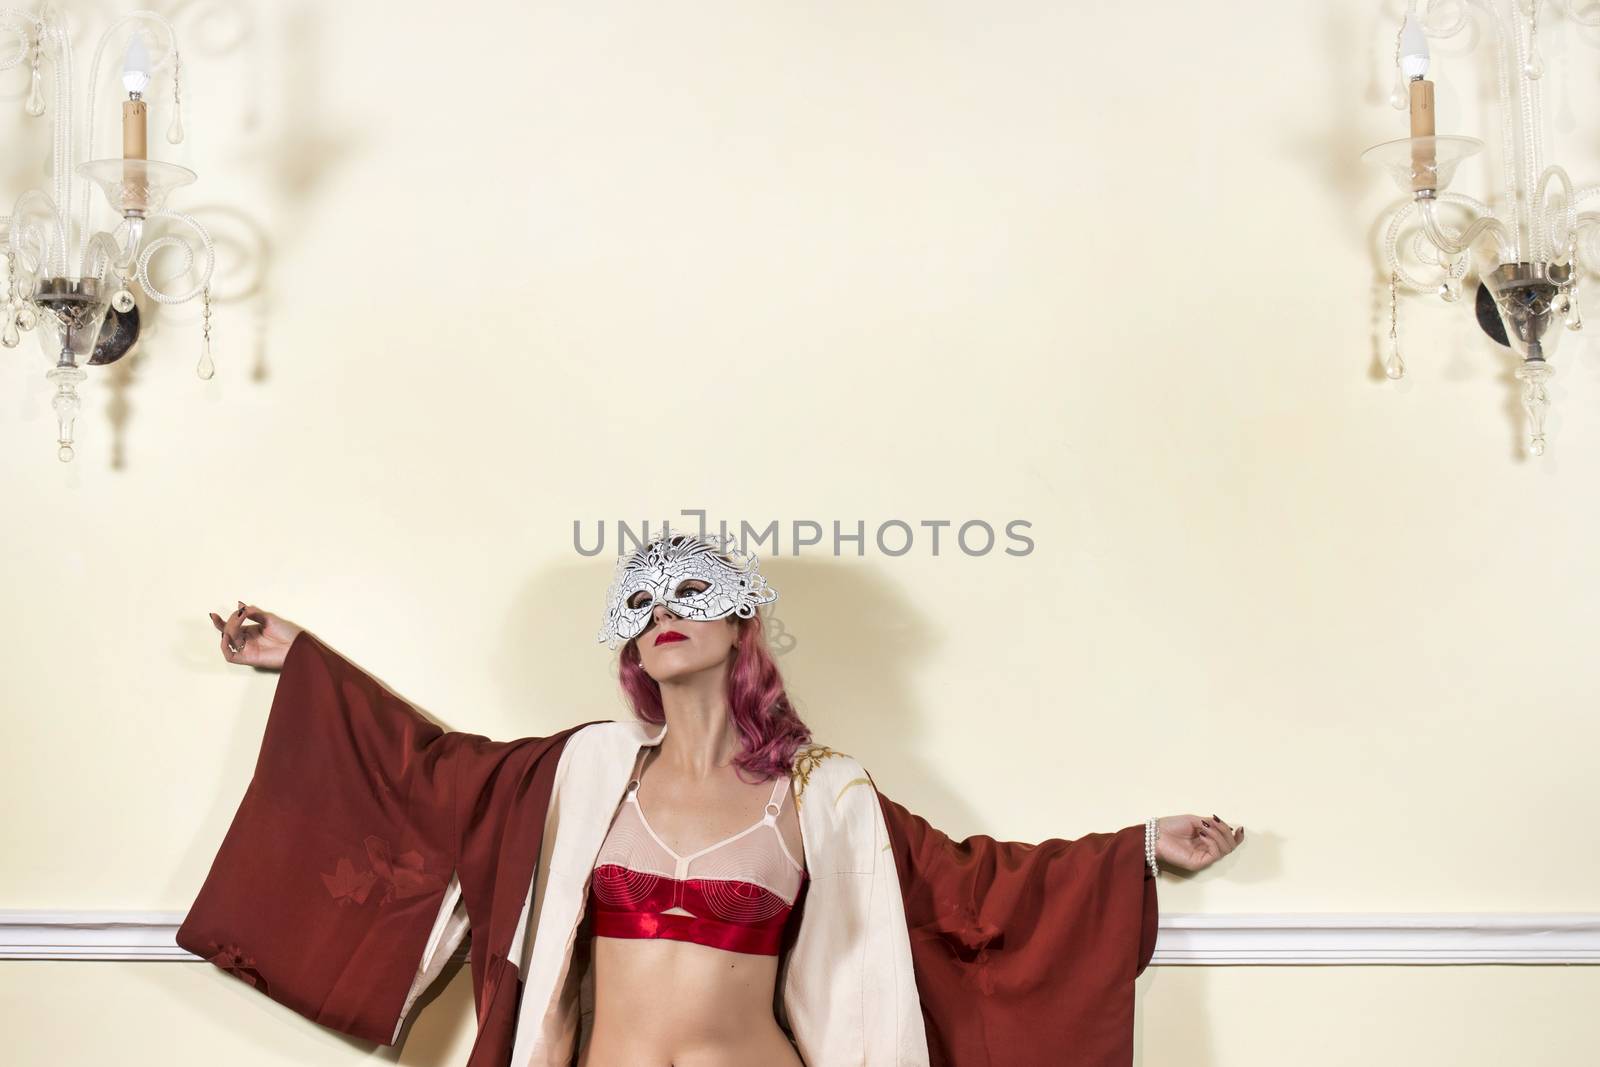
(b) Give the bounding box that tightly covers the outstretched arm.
[178,627,596,1052]
[875,786,1160,1067]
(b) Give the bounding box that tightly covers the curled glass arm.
[134,211,214,304]
[1535,165,1577,259]
[0,10,31,71]
[8,188,68,277]
[1419,196,1514,263]
[1414,0,1494,38]
[79,221,140,285]
[1565,0,1600,29]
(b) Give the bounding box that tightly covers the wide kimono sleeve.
[875,788,1159,1067]
[175,629,603,1058]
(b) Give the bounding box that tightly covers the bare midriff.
[577,931,804,1067]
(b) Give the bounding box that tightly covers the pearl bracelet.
[1144,817,1159,878]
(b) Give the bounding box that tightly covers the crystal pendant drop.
[111,288,136,313]
[2,316,19,347]
[1388,73,1408,110]
[1384,269,1404,378]
[16,303,36,330]
[166,105,184,144]
[195,334,214,380]
[24,68,45,116]
[1523,50,1545,80]
[1438,277,1462,302]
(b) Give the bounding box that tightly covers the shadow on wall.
[493,551,954,808]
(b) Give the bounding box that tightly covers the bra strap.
[626,745,649,792]
[765,773,789,815]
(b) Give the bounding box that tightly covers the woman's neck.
[656,674,738,778]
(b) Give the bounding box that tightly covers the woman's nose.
[651,600,677,623]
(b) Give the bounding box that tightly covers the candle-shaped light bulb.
[122,36,152,96]
[1399,16,1430,80]
[121,35,151,178]
[1401,14,1437,196]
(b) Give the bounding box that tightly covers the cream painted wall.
[1,0,1595,1063]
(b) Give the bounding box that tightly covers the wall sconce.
[1,6,216,463]
[1362,0,1598,457]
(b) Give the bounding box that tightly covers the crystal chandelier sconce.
[1360,1,1598,457]
[1,6,216,462]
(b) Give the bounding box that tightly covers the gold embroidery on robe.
[788,743,850,810]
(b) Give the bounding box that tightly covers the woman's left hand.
[1154,814,1244,873]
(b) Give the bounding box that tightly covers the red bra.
[587,747,808,956]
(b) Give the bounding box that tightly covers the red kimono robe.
[177,631,1157,1066]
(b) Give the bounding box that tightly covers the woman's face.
[629,577,740,682]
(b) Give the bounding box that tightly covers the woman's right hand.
[209,602,304,670]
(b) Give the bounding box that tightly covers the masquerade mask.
[597,530,778,649]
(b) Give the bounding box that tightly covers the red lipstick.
[654,630,688,646]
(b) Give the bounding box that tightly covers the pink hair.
[616,609,813,784]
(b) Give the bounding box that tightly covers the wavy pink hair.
[616,608,812,784]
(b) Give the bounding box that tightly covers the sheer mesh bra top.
[587,747,808,956]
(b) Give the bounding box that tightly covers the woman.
[188,530,1244,1067]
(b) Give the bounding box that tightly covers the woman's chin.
[645,646,724,681]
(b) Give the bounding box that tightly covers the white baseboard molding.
[2,911,1598,965]
[1149,912,1600,964]
[0,910,475,964]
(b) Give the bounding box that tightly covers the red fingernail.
[1202,820,1211,828]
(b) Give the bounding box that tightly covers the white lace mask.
[597,531,778,649]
